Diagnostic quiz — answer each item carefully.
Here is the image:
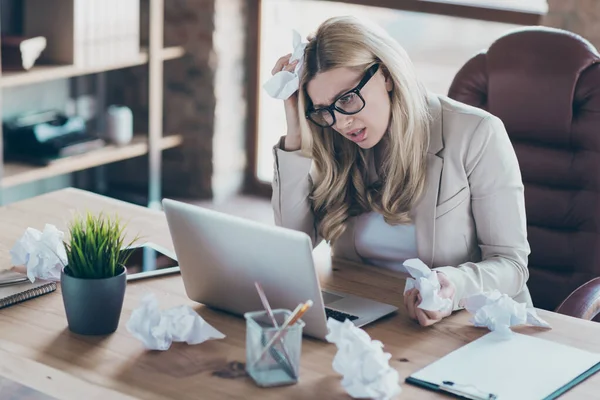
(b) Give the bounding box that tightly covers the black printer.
[3,110,105,165]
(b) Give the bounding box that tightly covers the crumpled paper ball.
[462,290,551,338]
[325,318,401,400]
[403,258,452,312]
[126,293,225,351]
[10,224,68,282]
[263,29,308,100]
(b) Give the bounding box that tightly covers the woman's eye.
[338,93,356,104]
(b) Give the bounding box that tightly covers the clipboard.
[406,331,600,400]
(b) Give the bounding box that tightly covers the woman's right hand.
[271,53,302,151]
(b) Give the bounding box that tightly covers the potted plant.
[60,212,138,335]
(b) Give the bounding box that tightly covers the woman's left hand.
[404,271,455,326]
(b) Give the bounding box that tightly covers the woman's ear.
[382,65,394,92]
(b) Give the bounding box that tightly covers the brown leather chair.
[448,26,600,321]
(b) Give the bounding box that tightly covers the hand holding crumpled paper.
[325,318,401,400]
[403,258,452,312]
[462,290,551,338]
[127,293,225,351]
[10,224,67,282]
[263,29,308,100]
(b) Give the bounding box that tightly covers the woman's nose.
[334,111,353,132]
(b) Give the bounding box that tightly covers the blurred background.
[0,0,594,223]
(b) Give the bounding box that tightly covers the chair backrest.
[448,26,600,311]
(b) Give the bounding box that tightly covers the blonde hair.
[297,16,431,243]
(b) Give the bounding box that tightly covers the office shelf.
[0,0,180,208]
[1,46,186,88]
[2,133,183,189]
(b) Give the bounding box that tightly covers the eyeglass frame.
[305,63,381,128]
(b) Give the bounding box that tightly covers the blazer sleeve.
[271,137,322,247]
[434,115,531,310]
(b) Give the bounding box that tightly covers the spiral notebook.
[0,271,56,309]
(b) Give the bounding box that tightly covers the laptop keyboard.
[325,308,359,322]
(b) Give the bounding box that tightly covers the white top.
[354,211,418,273]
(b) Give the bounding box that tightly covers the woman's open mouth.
[347,128,367,143]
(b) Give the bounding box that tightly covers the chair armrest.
[556,277,600,320]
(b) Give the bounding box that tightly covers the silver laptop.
[162,198,397,340]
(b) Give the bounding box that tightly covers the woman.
[269,16,531,327]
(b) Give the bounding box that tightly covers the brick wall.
[162,0,248,200]
[161,0,217,199]
[543,0,600,49]
[106,0,249,201]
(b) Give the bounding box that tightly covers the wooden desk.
[1,188,599,399]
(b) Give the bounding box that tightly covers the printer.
[3,110,105,165]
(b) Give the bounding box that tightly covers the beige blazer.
[271,93,532,311]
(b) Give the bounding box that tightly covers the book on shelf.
[24,0,141,68]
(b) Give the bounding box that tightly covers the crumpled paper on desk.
[402,258,452,312]
[325,318,401,400]
[10,224,67,282]
[263,29,308,100]
[127,293,225,351]
[462,290,551,338]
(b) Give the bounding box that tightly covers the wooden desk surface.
[1,188,600,400]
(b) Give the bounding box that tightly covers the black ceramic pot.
[61,267,127,335]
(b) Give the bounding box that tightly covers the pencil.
[253,299,313,366]
[254,282,297,379]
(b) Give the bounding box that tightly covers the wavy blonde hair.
[297,16,431,243]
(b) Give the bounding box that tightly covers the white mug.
[105,105,133,145]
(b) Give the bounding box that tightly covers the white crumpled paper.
[263,29,308,100]
[10,224,67,282]
[462,290,551,338]
[126,293,225,351]
[325,318,401,400]
[402,258,452,312]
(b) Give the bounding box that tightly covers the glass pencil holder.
[244,309,305,387]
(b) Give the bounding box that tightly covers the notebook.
[0,271,56,309]
[406,331,600,400]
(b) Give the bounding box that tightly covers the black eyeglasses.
[305,63,380,128]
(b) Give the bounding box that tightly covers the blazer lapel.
[414,93,444,267]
